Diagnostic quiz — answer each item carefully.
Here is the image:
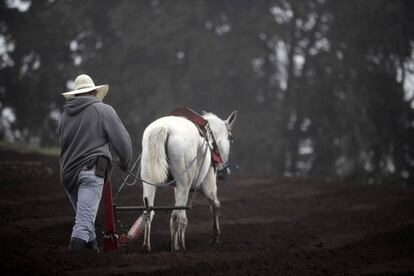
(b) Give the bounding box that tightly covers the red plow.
[102,179,190,252]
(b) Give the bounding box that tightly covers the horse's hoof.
[142,244,152,252]
[171,244,183,252]
[209,238,220,246]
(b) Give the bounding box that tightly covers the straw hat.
[62,74,108,100]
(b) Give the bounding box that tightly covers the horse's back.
[143,116,199,142]
[141,116,201,179]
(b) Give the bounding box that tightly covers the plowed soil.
[1,150,413,275]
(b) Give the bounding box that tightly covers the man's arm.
[99,104,132,170]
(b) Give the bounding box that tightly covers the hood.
[63,96,100,116]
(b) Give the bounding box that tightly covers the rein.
[115,136,211,199]
[114,113,234,199]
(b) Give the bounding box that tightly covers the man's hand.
[117,159,129,171]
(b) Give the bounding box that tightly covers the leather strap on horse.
[170,107,223,168]
[169,107,208,128]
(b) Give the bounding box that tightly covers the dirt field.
[0,149,413,275]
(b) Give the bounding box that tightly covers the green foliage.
[0,139,60,156]
[1,0,414,183]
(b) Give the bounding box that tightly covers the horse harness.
[116,107,231,198]
[169,107,224,169]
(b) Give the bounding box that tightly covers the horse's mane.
[202,112,219,121]
[202,112,227,134]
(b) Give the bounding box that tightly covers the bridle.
[227,124,234,145]
[214,123,235,174]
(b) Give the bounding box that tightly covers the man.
[59,74,132,251]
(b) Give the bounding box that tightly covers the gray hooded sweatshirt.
[59,96,132,192]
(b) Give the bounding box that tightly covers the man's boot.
[86,239,99,252]
[69,237,88,251]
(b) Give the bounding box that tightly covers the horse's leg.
[170,183,190,251]
[142,184,156,252]
[170,209,179,252]
[209,200,221,245]
[200,168,221,244]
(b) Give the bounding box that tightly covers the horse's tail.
[141,126,169,184]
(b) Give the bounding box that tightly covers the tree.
[1,0,414,183]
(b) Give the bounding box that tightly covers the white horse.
[140,110,237,252]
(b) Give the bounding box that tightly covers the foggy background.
[1,0,414,184]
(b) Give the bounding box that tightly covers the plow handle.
[144,197,149,213]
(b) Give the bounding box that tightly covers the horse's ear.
[202,111,208,115]
[226,110,238,130]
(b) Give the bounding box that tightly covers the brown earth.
[0,149,413,275]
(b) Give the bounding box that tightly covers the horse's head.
[202,110,238,170]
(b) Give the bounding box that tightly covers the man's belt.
[83,156,109,178]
